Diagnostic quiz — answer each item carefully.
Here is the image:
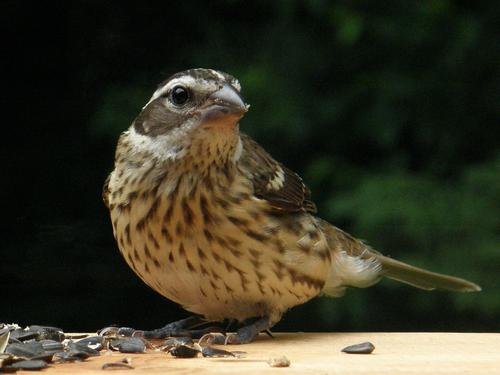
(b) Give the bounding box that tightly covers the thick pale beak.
[199,84,248,122]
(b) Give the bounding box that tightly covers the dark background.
[3,0,499,333]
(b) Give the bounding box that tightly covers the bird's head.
[130,68,248,165]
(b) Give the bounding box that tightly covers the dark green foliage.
[3,0,499,332]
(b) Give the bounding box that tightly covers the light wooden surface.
[20,332,500,374]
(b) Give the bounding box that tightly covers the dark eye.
[170,85,190,106]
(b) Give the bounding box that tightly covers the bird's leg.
[116,316,224,339]
[225,318,237,331]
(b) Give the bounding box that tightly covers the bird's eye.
[170,85,190,106]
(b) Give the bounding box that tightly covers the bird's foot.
[114,316,224,339]
[203,316,272,345]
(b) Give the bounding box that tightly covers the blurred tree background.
[3,0,499,332]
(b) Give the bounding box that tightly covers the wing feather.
[239,134,316,213]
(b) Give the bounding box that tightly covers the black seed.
[68,341,100,356]
[9,329,37,342]
[201,346,236,358]
[6,342,44,358]
[169,345,199,358]
[341,342,375,354]
[110,337,145,353]
[12,325,65,342]
[9,359,48,370]
[40,340,64,352]
[75,336,105,351]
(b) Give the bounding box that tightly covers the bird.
[103,68,480,344]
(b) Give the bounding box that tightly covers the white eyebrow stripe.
[143,76,197,108]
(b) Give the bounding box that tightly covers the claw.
[222,316,272,344]
[102,316,225,341]
[198,332,226,346]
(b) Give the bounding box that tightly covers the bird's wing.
[239,133,317,214]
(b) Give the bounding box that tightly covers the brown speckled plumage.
[104,69,480,342]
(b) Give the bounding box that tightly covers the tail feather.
[375,253,481,292]
[319,220,481,294]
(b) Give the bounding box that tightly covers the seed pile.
[0,324,245,372]
[0,323,106,372]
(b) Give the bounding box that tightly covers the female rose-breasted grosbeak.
[104,69,480,343]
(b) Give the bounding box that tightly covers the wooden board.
[18,332,500,374]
